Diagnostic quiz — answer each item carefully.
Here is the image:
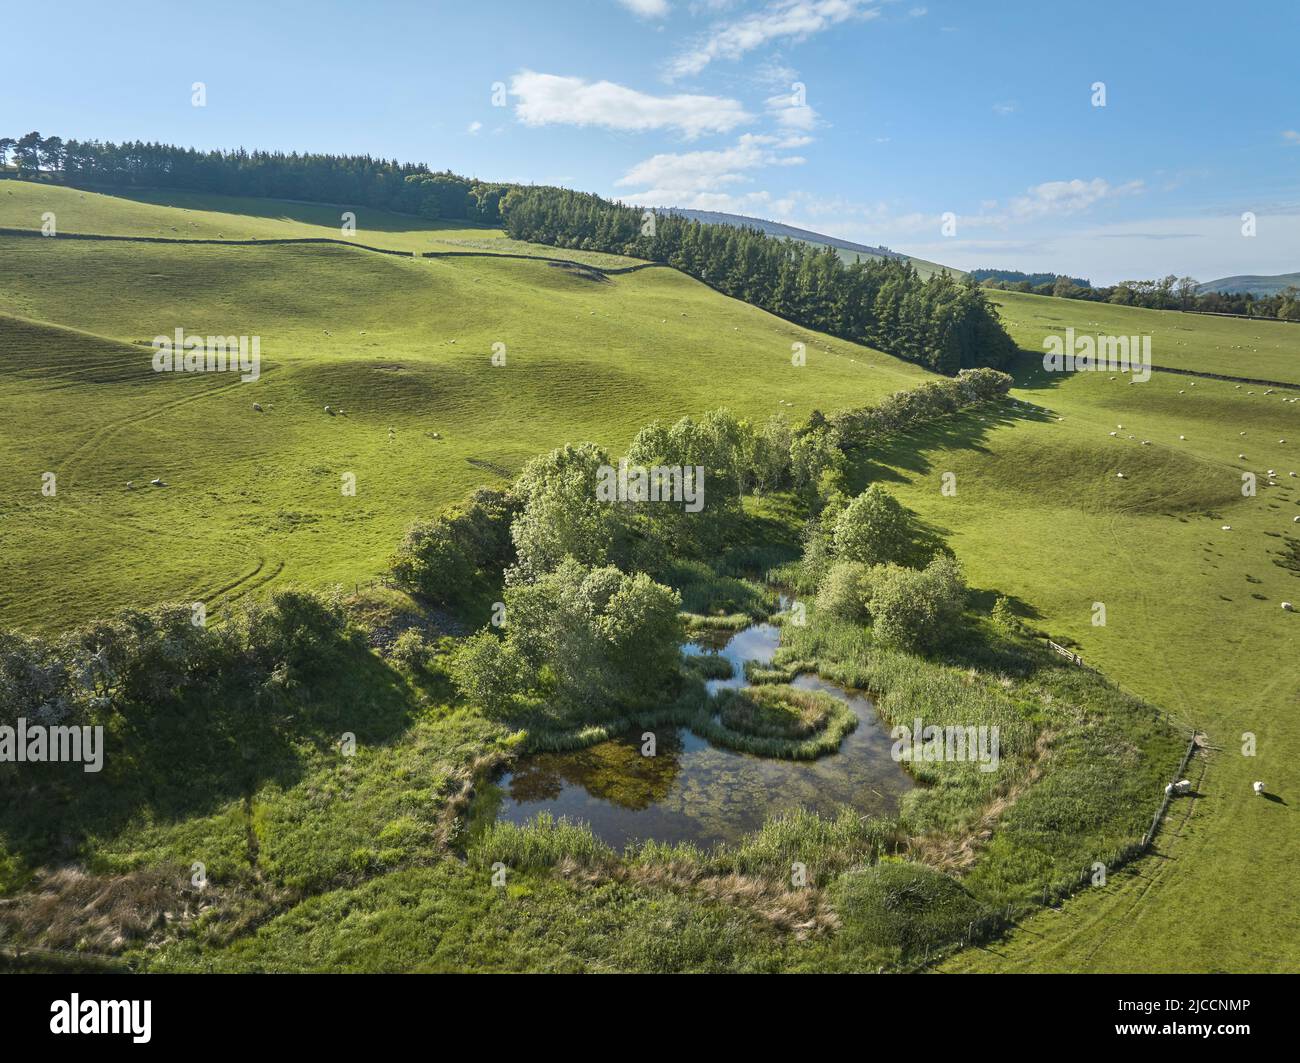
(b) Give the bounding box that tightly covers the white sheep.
[1253,781,1266,795]
[1174,779,1192,794]
[1282,602,1294,611]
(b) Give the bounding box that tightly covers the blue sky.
[6,0,1298,283]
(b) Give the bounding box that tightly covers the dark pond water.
[487,613,914,851]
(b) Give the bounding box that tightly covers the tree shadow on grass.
[842,396,1056,494]
[0,635,417,873]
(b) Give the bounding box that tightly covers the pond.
[486,613,914,851]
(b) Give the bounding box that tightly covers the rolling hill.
[1199,271,1300,297]
[3,180,1299,975]
[0,184,932,632]
[663,207,960,280]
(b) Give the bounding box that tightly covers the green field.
[3,182,1298,972]
[0,180,641,266]
[858,339,1300,971]
[0,184,928,632]
[993,288,1300,384]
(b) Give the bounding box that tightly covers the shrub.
[390,487,519,604]
[815,561,873,623]
[867,557,966,653]
[991,595,1022,634]
[833,485,911,566]
[448,631,529,720]
[452,561,683,726]
[388,629,432,671]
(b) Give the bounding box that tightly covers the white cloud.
[615,132,806,205]
[617,0,671,17]
[668,0,879,79]
[1005,177,1143,220]
[510,71,749,138]
[467,121,483,135]
[992,101,1017,116]
[766,90,817,132]
[1283,130,1300,146]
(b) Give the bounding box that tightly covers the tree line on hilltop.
[0,131,510,223]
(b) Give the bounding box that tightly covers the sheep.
[1239,453,1247,460]
[150,478,166,487]
[125,481,135,490]
[1282,602,1294,612]
[252,403,263,412]
[1116,472,1127,479]
[325,405,334,415]
[1179,435,1186,440]
[1109,431,1118,437]
[1174,779,1192,794]
[1253,781,1266,795]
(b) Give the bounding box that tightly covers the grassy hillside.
[4,185,1299,973]
[854,293,1300,971]
[0,180,641,266]
[992,288,1300,384]
[0,219,930,632]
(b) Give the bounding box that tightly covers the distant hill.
[662,208,961,280]
[969,268,1091,289]
[1199,272,1300,297]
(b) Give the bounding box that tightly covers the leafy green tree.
[449,631,529,719]
[511,442,624,576]
[833,485,912,566]
[455,560,683,723]
[868,557,966,652]
[815,561,873,623]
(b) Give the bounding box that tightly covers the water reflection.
[493,613,914,850]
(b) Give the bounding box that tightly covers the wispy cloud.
[1283,130,1300,146]
[510,71,749,138]
[668,0,879,79]
[617,0,671,18]
[766,89,818,133]
[615,133,806,206]
[1004,177,1144,220]
[466,121,483,135]
[992,101,1017,116]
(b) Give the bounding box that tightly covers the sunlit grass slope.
[854,292,1300,972]
[993,288,1300,385]
[0,180,640,266]
[0,234,931,631]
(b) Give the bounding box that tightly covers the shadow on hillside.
[843,394,1055,492]
[0,637,417,873]
[75,183,492,236]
